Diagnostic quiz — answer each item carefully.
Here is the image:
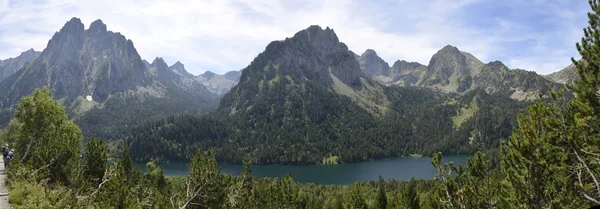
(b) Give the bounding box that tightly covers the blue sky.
[0,0,591,75]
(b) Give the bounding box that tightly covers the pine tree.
[465,152,499,208]
[349,184,367,209]
[500,100,585,208]
[401,178,420,209]
[179,149,225,209]
[375,176,388,209]
[568,0,600,205]
[84,137,107,186]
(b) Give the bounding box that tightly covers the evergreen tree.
[84,137,107,186]
[401,178,420,209]
[568,0,600,205]
[349,184,367,209]
[375,176,388,209]
[178,149,225,209]
[500,100,585,208]
[465,152,499,208]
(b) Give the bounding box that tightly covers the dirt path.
[0,159,11,209]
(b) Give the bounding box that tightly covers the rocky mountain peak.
[358,49,390,77]
[487,61,509,70]
[151,57,169,71]
[391,60,425,73]
[88,19,108,33]
[0,17,153,105]
[169,61,194,78]
[172,61,184,68]
[23,48,36,54]
[60,17,85,33]
[422,45,471,92]
[201,71,216,79]
[440,45,460,53]
[362,49,378,56]
[292,25,345,54]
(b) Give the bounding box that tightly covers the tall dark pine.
[573,0,600,115]
[569,0,600,205]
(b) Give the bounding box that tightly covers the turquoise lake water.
[134,155,469,185]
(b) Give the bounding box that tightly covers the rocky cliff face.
[0,17,219,139]
[0,49,41,82]
[0,18,153,108]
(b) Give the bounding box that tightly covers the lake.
[134,155,469,185]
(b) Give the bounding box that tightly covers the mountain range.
[357,46,565,100]
[126,25,564,164]
[0,17,581,164]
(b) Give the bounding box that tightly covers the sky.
[0,0,591,75]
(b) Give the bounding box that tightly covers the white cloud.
[0,0,589,75]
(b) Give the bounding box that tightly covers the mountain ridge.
[357,46,563,101]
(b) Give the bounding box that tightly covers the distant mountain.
[545,64,579,84]
[169,61,195,78]
[358,49,390,77]
[474,61,563,100]
[387,60,427,86]
[357,46,562,100]
[0,49,41,81]
[194,70,241,96]
[0,17,218,139]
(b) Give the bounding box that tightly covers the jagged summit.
[63,17,84,30]
[440,44,460,52]
[362,49,378,56]
[358,49,390,77]
[168,61,194,78]
[88,19,107,33]
[201,71,216,78]
[151,57,169,69]
[23,48,36,54]
[171,61,184,68]
[0,17,152,106]
[291,25,345,55]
